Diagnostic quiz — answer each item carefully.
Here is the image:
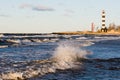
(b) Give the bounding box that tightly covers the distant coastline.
[52,31,120,36]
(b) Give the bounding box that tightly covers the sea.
[0,33,120,80]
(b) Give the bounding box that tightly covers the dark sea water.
[0,34,120,80]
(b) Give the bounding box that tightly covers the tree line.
[107,23,120,32]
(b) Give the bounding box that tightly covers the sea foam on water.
[0,41,91,80]
[52,41,90,69]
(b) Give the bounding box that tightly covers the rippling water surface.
[0,34,120,80]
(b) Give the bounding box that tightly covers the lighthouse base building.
[101,27,107,32]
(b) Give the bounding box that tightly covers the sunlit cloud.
[20,3,32,8]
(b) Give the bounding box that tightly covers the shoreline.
[1,31,120,36]
[52,31,120,36]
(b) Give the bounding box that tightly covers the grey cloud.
[0,14,10,17]
[20,4,55,12]
[32,7,55,11]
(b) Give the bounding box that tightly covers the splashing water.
[0,41,91,80]
[52,41,91,69]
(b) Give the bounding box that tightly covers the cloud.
[58,3,64,6]
[63,9,75,17]
[20,4,55,11]
[65,9,75,14]
[32,6,55,11]
[0,14,10,17]
[20,3,32,8]
[63,13,72,17]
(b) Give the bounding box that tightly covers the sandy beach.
[52,31,120,35]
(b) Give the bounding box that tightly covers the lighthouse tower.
[101,10,107,32]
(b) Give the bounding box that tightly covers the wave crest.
[0,41,91,80]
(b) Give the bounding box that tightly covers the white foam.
[53,41,91,67]
[0,45,8,48]
[0,34,4,37]
[0,72,23,80]
[0,41,91,80]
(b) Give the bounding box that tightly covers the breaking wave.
[0,41,91,80]
[52,41,91,68]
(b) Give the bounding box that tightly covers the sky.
[0,0,120,33]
